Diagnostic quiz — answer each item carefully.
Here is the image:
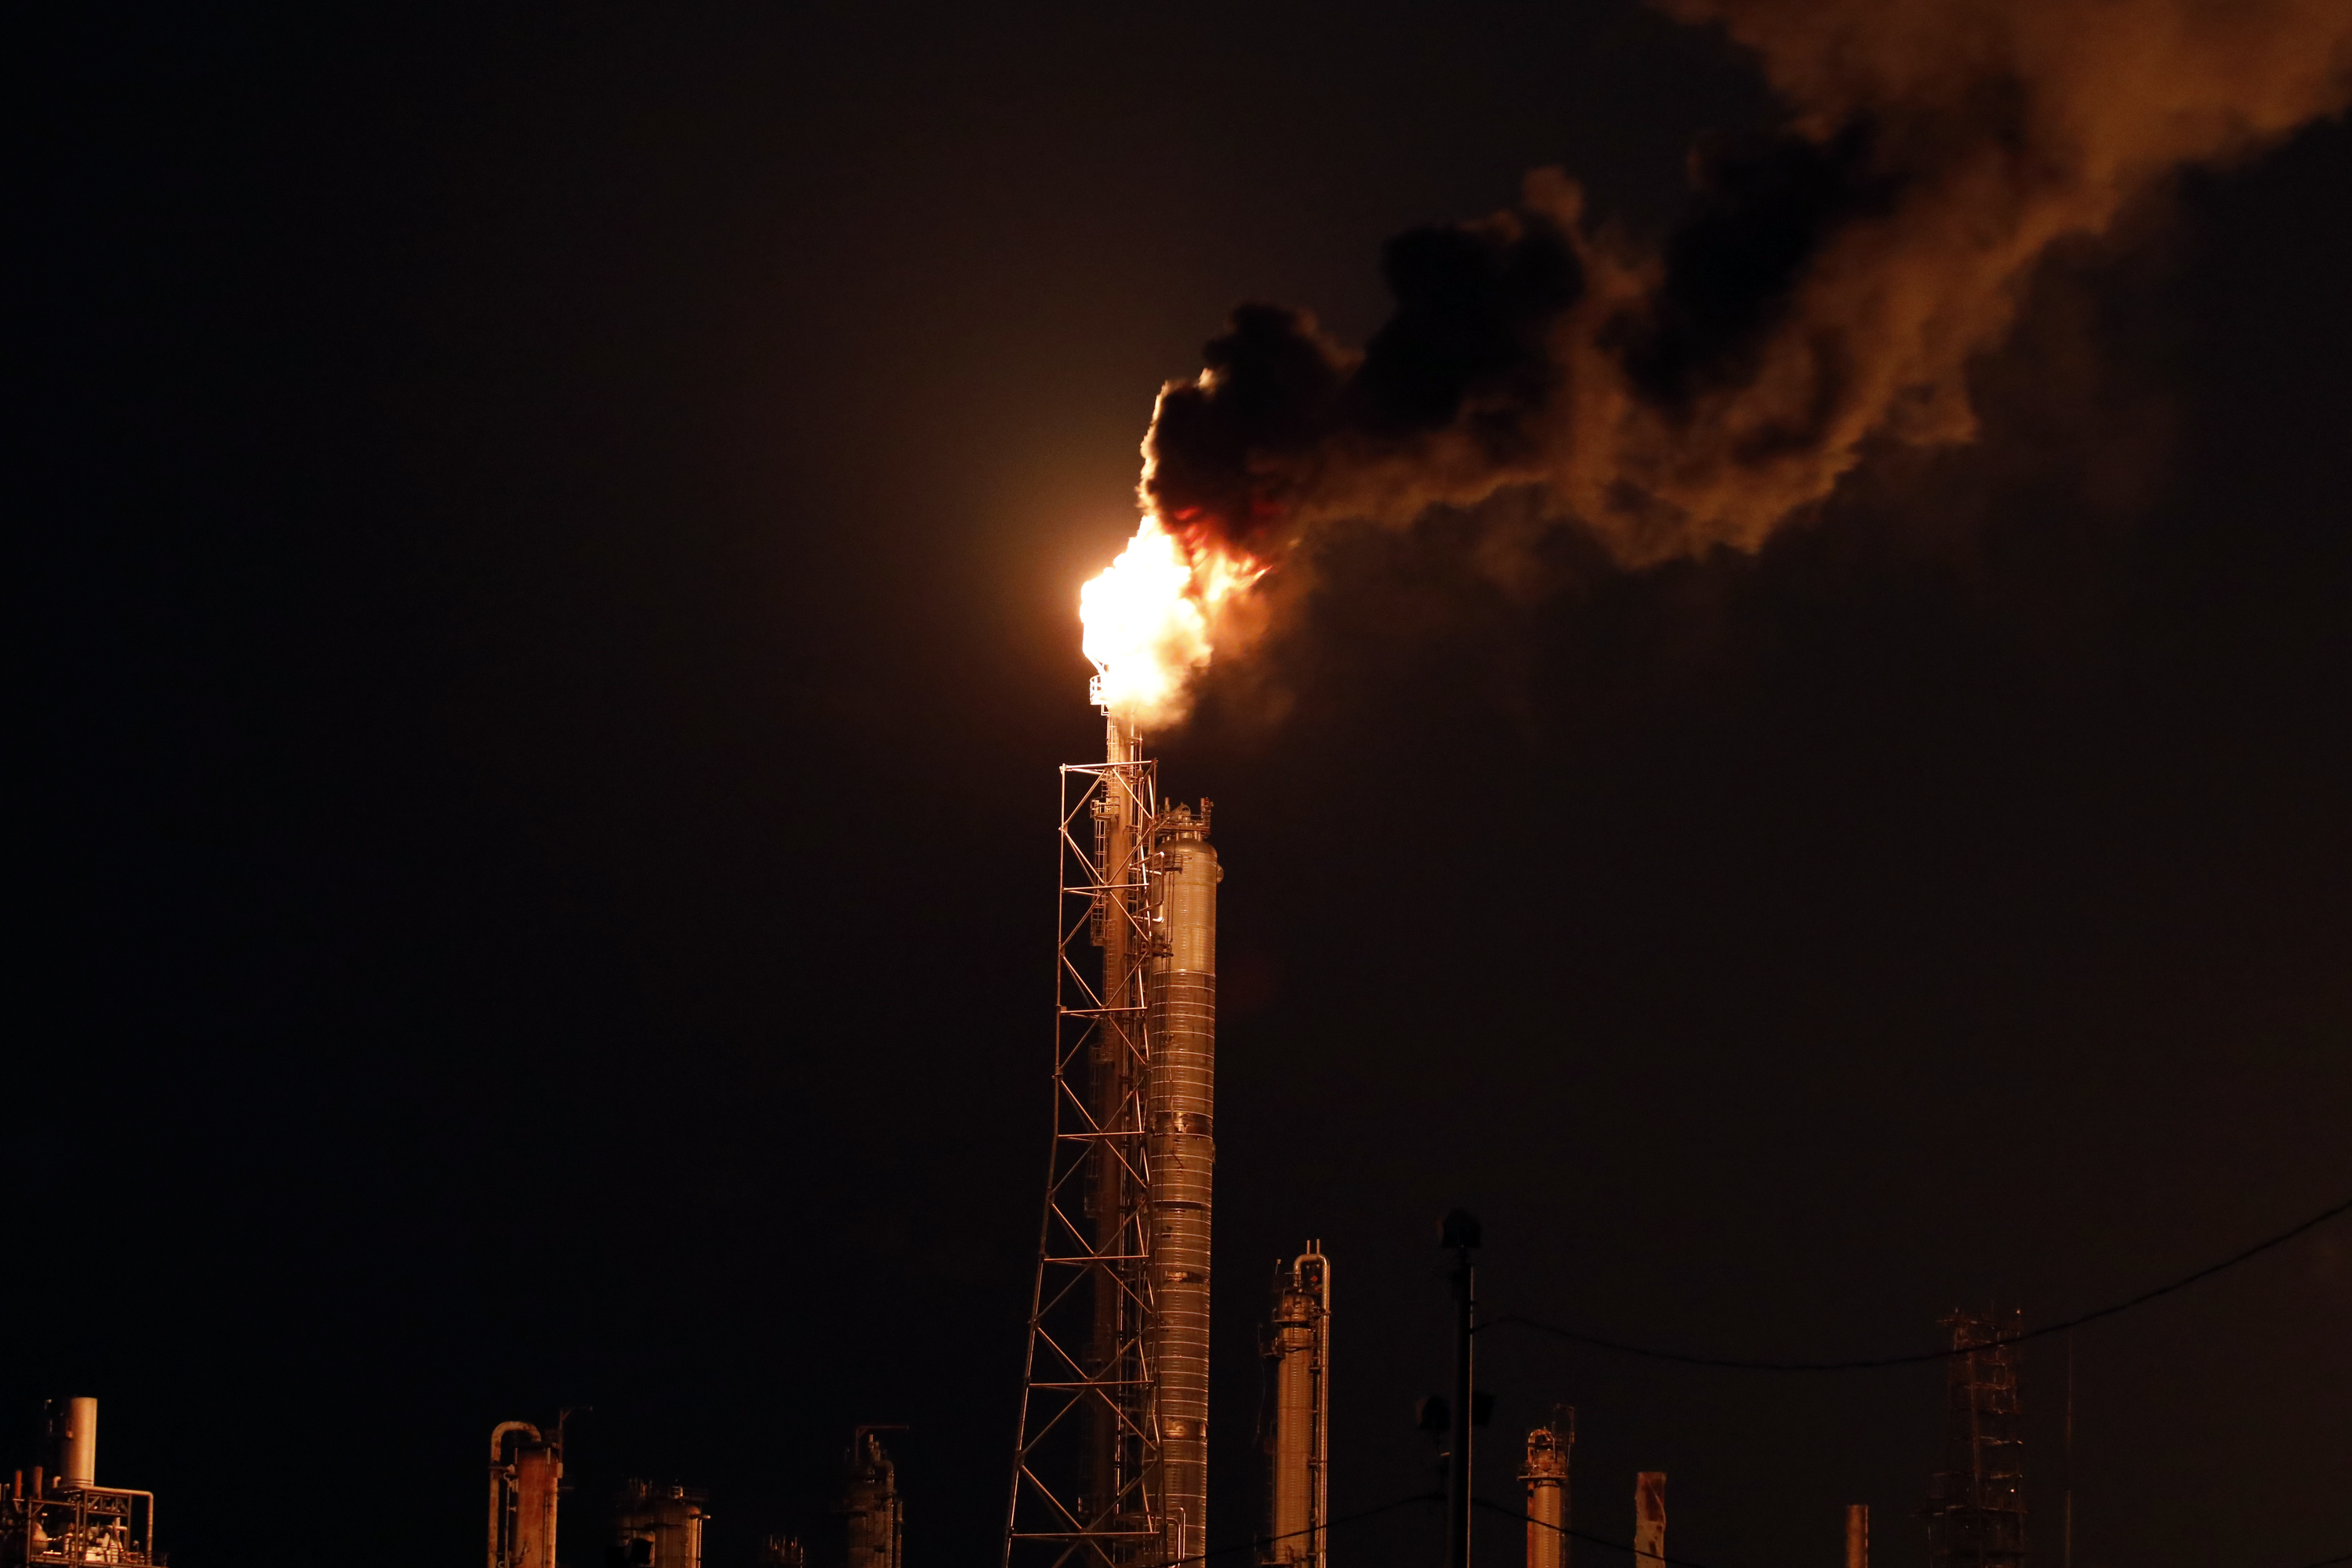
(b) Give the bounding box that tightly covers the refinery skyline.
[13,0,2351,1566]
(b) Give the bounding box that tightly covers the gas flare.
[1079,514,1263,727]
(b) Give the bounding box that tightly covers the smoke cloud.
[1142,0,2352,570]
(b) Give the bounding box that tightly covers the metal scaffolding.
[1004,712,1166,1568]
[2,1399,158,1568]
[1925,1309,2027,1568]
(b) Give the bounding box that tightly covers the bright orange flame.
[1079,514,1262,726]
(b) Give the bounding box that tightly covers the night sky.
[13,4,2350,1568]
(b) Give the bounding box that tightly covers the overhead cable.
[1483,1494,2351,1568]
[1475,1494,1723,1568]
[1163,1490,1440,1566]
[1477,1189,2352,1371]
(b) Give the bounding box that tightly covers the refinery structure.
[0,1400,155,1568]
[1000,691,1243,1568]
[4,550,2063,1568]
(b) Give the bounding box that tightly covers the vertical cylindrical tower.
[610,1481,707,1568]
[1521,1414,1571,1568]
[489,1419,564,1568]
[49,1399,97,1488]
[1846,1504,1869,1568]
[1262,1246,1330,1568]
[1147,800,1218,1559]
[513,1443,561,1568]
[843,1429,906,1568]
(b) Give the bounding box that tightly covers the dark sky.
[12,5,2350,1568]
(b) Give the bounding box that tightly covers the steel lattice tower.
[1003,708,1163,1568]
[1004,696,1220,1568]
[1925,1308,2027,1568]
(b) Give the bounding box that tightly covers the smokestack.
[1634,1474,1665,1568]
[1080,706,1152,1541]
[1521,1412,1572,1568]
[1261,1243,1331,1568]
[1846,1504,1868,1568]
[47,1399,96,1489]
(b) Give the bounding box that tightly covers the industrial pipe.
[1442,1210,1481,1568]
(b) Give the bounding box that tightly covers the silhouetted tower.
[1520,1411,1572,1568]
[1004,699,1221,1568]
[489,1416,568,1568]
[1925,1309,2026,1568]
[1260,1245,1331,1568]
[843,1428,906,1568]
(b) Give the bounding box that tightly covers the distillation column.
[1521,1414,1572,1568]
[1147,800,1219,1561]
[1262,1246,1330,1568]
[843,1428,906,1568]
[489,1419,564,1568]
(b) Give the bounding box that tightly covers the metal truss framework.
[1926,1308,2027,1568]
[1005,721,1166,1568]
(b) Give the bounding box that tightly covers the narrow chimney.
[1634,1474,1666,1568]
[1846,1504,1868,1568]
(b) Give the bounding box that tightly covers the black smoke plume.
[1142,0,2352,571]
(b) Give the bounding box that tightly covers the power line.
[1478,1189,2352,1372]
[1475,1494,1721,1568]
[1153,1191,2352,1567]
[1162,1490,1441,1566]
[1483,1494,2351,1568]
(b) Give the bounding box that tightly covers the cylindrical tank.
[1521,1415,1572,1568]
[1147,801,1218,1561]
[1262,1247,1330,1568]
[610,1480,706,1568]
[842,1430,904,1568]
[50,1399,97,1488]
